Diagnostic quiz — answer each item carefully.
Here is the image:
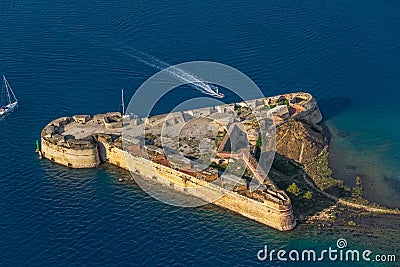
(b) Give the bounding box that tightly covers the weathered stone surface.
[276,119,327,163]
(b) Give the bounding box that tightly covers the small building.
[72,115,90,124]
[246,99,264,110]
[145,114,167,126]
[92,114,106,124]
[216,104,234,114]
[106,112,122,117]
[52,117,70,127]
[103,113,122,129]
[165,112,185,126]
[187,107,213,117]
[268,105,289,119]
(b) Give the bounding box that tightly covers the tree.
[256,137,263,148]
[304,191,312,200]
[348,221,357,227]
[287,182,300,196]
[352,176,363,198]
[352,187,363,199]
[355,176,362,186]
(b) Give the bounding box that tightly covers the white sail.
[0,75,18,117]
[121,89,125,115]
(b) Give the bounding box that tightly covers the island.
[41,92,395,231]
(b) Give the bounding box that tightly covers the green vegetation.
[269,104,276,109]
[355,176,361,186]
[272,157,300,176]
[255,137,263,148]
[348,220,357,227]
[269,155,335,218]
[327,215,336,223]
[287,182,300,196]
[351,176,365,203]
[277,99,289,106]
[351,187,363,199]
[283,177,335,217]
[304,191,312,200]
[304,150,344,191]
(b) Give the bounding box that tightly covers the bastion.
[41,92,322,231]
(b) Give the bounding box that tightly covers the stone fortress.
[41,92,322,231]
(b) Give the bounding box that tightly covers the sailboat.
[0,76,18,117]
[121,88,125,115]
[121,88,130,119]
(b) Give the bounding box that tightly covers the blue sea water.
[0,0,399,266]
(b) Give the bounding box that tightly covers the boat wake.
[121,49,224,98]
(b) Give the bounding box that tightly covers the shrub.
[304,191,312,200]
[348,221,357,227]
[352,187,363,199]
[277,99,289,106]
[355,176,362,186]
[304,150,343,191]
[256,137,263,148]
[287,182,300,196]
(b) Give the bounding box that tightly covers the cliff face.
[294,97,323,125]
[275,119,327,163]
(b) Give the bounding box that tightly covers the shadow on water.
[316,97,353,143]
[317,96,353,121]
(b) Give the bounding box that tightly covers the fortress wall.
[293,96,322,125]
[41,138,100,168]
[41,91,317,232]
[215,193,295,231]
[98,141,296,231]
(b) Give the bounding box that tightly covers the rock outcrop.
[276,119,327,163]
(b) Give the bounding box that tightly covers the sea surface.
[0,0,399,266]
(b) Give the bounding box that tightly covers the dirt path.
[300,173,400,215]
[270,168,399,215]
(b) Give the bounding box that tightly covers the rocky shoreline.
[271,116,399,232]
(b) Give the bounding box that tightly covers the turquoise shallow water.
[0,0,399,266]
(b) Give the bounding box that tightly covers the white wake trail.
[123,49,222,98]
